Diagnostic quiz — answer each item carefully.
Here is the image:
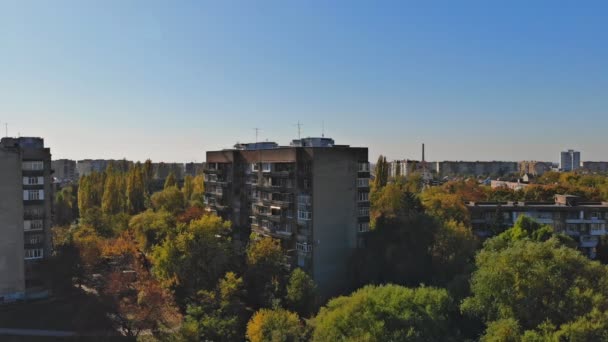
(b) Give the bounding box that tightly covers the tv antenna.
[294,121,303,139]
[321,121,325,138]
[253,127,261,148]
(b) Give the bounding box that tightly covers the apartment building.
[467,195,608,259]
[560,150,581,172]
[185,162,205,177]
[518,161,553,176]
[76,159,133,176]
[152,162,185,180]
[435,161,518,178]
[0,137,53,302]
[204,137,370,297]
[52,159,78,181]
[582,161,608,174]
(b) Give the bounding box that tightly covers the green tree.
[182,174,194,203]
[372,155,389,189]
[129,209,175,252]
[101,172,123,215]
[312,285,457,342]
[126,163,146,214]
[247,308,306,342]
[55,186,77,226]
[164,171,177,189]
[462,238,608,339]
[150,186,186,214]
[152,214,235,306]
[180,272,248,342]
[245,237,288,308]
[191,174,206,206]
[285,269,316,317]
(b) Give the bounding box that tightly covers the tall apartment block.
[204,137,370,297]
[0,137,53,303]
[560,150,581,171]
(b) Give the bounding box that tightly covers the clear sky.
[1,1,607,163]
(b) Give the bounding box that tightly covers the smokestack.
[422,143,425,162]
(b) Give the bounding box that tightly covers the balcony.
[591,228,607,236]
[567,219,606,224]
[203,168,223,175]
[580,235,599,248]
[269,170,294,178]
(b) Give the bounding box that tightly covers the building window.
[28,235,43,245]
[22,161,44,171]
[24,248,44,260]
[358,207,370,217]
[298,194,311,205]
[24,190,44,201]
[23,177,43,185]
[298,210,312,220]
[296,242,312,253]
[24,220,44,231]
[358,222,370,232]
[357,178,369,187]
[358,162,369,172]
[251,163,259,172]
[262,163,271,172]
[358,192,369,202]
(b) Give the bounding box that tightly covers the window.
[24,248,43,260]
[251,163,259,172]
[25,220,44,231]
[23,177,44,185]
[298,210,312,220]
[298,195,311,205]
[591,212,600,219]
[358,192,369,202]
[357,178,369,187]
[296,242,312,253]
[22,161,44,171]
[358,162,369,172]
[23,190,44,201]
[28,235,43,245]
[358,222,370,233]
[358,207,370,217]
[262,163,271,172]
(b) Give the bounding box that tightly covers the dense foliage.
[49,166,608,340]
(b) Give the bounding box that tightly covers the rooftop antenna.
[322,121,325,138]
[253,127,261,148]
[294,121,303,139]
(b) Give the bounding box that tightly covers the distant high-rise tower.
[560,150,581,171]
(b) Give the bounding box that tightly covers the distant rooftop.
[231,137,345,151]
[1,137,45,149]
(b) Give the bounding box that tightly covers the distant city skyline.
[2,1,607,163]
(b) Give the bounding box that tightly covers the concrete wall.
[312,149,359,298]
[0,148,25,302]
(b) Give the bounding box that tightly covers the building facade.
[582,161,608,174]
[0,137,53,302]
[468,195,608,259]
[518,161,553,176]
[435,161,518,178]
[560,150,581,171]
[52,159,78,181]
[204,137,370,298]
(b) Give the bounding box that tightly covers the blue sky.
[1,1,607,162]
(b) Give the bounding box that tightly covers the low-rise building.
[467,195,608,259]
